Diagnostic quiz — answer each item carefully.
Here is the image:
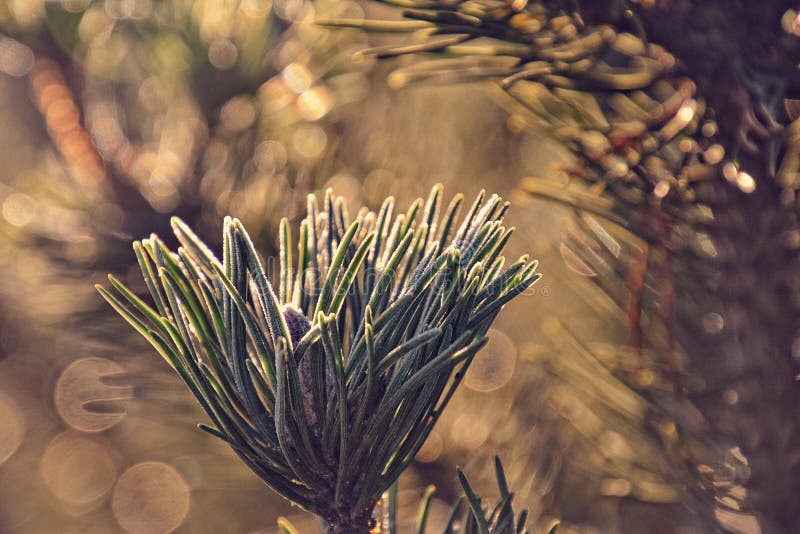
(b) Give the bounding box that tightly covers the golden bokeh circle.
[41,432,118,510]
[464,328,517,392]
[55,357,133,432]
[112,461,191,534]
[414,430,443,463]
[450,412,490,451]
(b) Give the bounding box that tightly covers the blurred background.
[0,1,784,533]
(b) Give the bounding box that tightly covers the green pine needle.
[97,185,539,531]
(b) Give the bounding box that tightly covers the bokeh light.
[41,432,118,513]
[54,357,133,433]
[464,328,518,392]
[0,38,34,77]
[111,462,191,534]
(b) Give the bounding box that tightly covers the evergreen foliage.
[97,186,539,532]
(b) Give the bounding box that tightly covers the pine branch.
[97,185,539,532]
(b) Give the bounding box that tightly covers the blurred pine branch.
[332,1,800,531]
